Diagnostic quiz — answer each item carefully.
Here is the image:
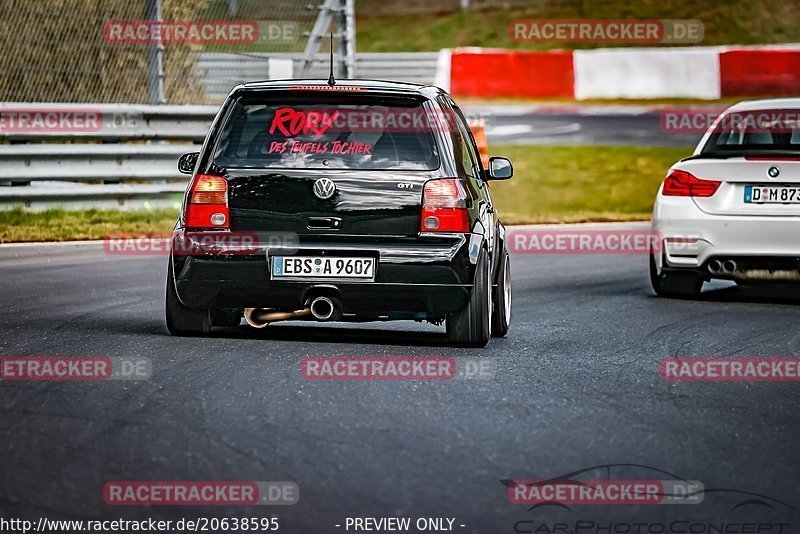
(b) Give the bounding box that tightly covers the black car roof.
[231,79,445,99]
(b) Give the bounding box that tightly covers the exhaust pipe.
[708,259,722,274]
[244,307,310,328]
[310,296,335,321]
[722,259,738,274]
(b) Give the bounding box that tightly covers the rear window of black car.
[212,92,441,170]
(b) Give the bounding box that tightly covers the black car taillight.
[183,174,230,229]
[420,178,469,233]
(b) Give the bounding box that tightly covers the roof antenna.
[327,32,336,86]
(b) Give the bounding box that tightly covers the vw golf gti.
[166,80,513,346]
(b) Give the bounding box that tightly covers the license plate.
[272,256,375,280]
[744,185,800,204]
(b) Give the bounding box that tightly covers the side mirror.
[178,152,199,175]
[488,157,513,180]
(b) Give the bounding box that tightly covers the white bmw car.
[651,98,800,297]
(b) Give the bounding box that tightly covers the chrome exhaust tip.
[722,260,738,274]
[310,297,335,321]
[244,307,310,328]
[708,259,722,274]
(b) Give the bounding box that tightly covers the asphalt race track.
[1,225,800,532]
[470,106,706,147]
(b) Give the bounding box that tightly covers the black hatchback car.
[166,80,512,347]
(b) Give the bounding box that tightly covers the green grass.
[356,0,800,52]
[0,145,690,241]
[0,208,178,243]
[488,145,690,224]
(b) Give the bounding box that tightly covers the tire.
[165,263,211,336]
[447,249,492,347]
[491,250,511,337]
[649,252,703,298]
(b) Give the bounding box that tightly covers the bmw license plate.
[272,256,375,280]
[744,185,800,204]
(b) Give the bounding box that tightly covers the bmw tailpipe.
[244,307,311,328]
[708,259,722,274]
[722,260,738,274]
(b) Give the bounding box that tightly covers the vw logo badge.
[313,178,336,200]
[768,166,780,178]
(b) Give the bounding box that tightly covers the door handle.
[307,216,342,230]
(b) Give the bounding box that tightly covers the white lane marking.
[510,221,651,231]
[464,104,658,117]
[486,124,533,137]
[1,221,653,248]
[0,239,105,248]
[487,123,581,137]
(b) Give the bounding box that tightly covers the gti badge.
[313,178,336,199]
[768,166,780,178]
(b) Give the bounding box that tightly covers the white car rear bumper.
[652,195,800,273]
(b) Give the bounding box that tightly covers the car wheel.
[165,263,211,336]
[491,250,511,337]
[447,249,491,347]
[649,252,703,298]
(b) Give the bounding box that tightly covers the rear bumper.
[652,195,800,275]
[171,232,482,317]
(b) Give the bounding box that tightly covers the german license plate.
[745,185,800,204]
[272,256,375,280]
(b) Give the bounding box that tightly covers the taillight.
[420,178,470,233]
[662,170,721,197]
[184,174,230,229]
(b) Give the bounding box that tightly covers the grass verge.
[0,208,178,243]
[0,145,691,242]
[488,145,689,225]
[356,0,800,52]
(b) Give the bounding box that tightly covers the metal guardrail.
[0,182,186,211]
[0,52,441,209]
[0,103,216,208]
[0,144,199,182]
[0,103,217,141]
